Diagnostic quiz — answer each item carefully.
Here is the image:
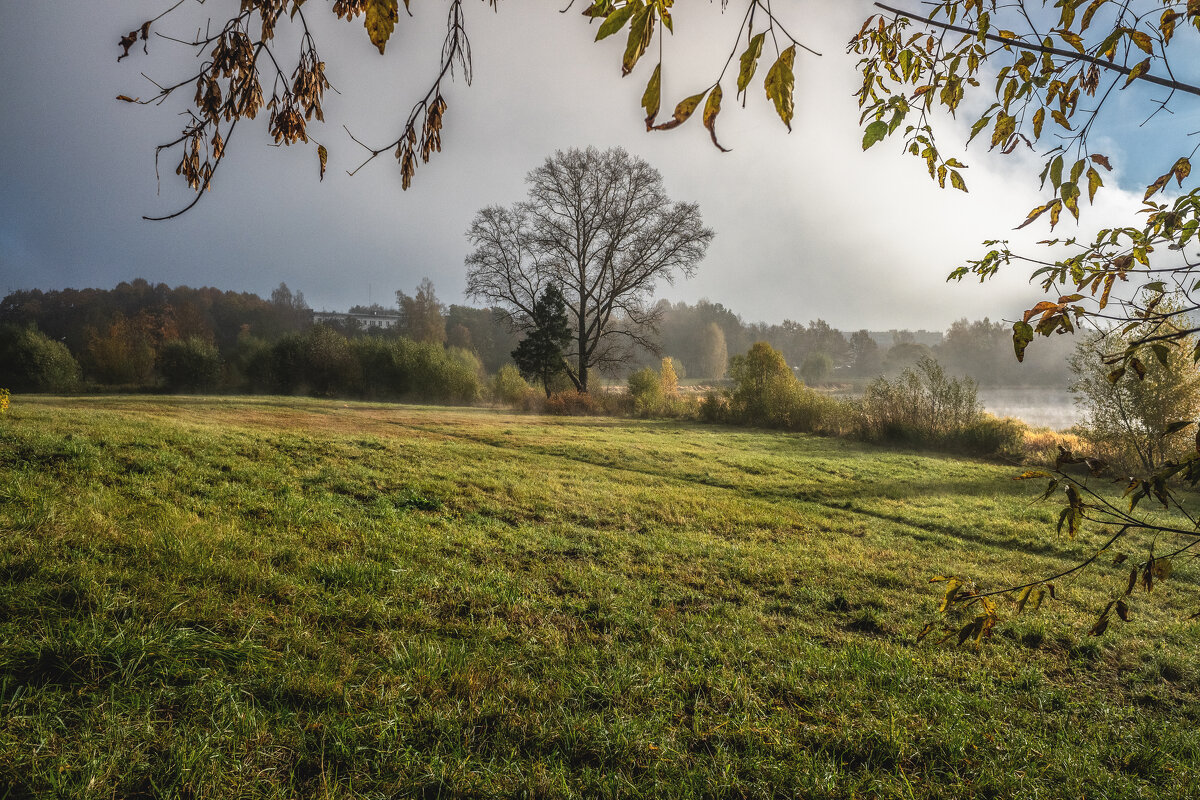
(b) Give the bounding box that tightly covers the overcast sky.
[0,0,1165,331]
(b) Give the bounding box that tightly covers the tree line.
[1,277,1076,396]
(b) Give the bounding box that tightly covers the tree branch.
[874,2,1200,99]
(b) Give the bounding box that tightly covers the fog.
[0,1,1165,332]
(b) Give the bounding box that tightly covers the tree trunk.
[577,309,589,393]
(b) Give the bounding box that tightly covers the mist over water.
[977,387,1079,431]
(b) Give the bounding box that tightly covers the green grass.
[1,395,1197,798]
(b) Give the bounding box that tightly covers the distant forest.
[0,279,1074,395]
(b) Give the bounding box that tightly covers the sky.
[0,0,1169,332]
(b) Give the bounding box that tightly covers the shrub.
[353,338,482,403]
[725,342,847,432]
[84,317,156,386]
[858,357,980,443]
[699,390,730,423]
[351,336,408,397]
[0,388,9,415]
[594,388,634,416]
[1022,428,1084,468]
[544,391,600,416]
[305,325,361,396]
[229,331,272,392]
[407,344,481,403]
[729,342,793,425]
[854,356,1024,457]
[1069,321,1200,476]
[258,330,482,403]
[800,352,833,385]
[628,367,663,416]
[951,415,1028,460]
[491,364,531,406]
[267,333,309,394]
[660,357,680,398]
[158,337,223,392]
[0,326,81,392]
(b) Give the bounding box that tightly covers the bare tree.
[465,147,713,393]
[396,277,446,345]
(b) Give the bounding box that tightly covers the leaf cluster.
[585,1,814,151]
[853,2,1200,378]
[120,1,818,214]
[117,0,485,217]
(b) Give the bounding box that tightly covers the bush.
[699,390,730,423]
[628,367,663,416]
[351,336,407,397]
[853,356,1023,457]
[229,332,272,392]
[660,357,680,398]
[351,337,482,403]
[0,326,81,392]
[1022,428,1084,468]
[158,337,223,392]
[266,333,309,394]
[491,364,531,406]
[593,388,634,416]
[406,344,482,403]
[729,342,793,425]
[1069,322,1200,475]
[544,391,600,416]
[84,317,156,386]
[858,357,980,443]
[258,330,482,403]
[0,388,9,415]
[305,325,361,396]
[950,415,1028,460]
[800,352,833,385]
[725,342,847,432]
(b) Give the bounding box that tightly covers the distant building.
[866,330,943,349]
[312,310,403,330]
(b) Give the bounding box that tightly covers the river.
[976,387,1079,430]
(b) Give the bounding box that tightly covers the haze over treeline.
[0,279,1074,394]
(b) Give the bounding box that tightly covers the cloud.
[0,1,1162,332]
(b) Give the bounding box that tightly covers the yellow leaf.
[1061,182,1080,220]
[1086,166,1103,202]
[1016,202,1053,230]
[641,62,661,128]
[1145,172,1170,200]
[622,4,655,76]
[652,91,705,130]
[364,0,398,55]
[1123,58,1150,88]
[703,85,729,152]
[1081,0,1109,31]
[1173,157,1192,186]
[1161,9,1178,45]
[764,45,797,132]
[1099,273,1115,309]
[595,1,637,41]
[1058,30,1085,53]
[737,33,765,98]
[1126,29,1153,55]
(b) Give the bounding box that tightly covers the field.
[1,396,1198,798]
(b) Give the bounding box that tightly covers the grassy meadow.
[1,396,1198,798]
